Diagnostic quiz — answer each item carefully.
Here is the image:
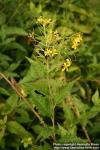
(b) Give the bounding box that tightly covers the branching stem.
[0,72,44,126]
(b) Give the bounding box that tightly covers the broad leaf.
[2,94,19,114]
[5,26,28,36]
[20,58,46,83]
[54,81,75,105]
[31,92,52,117]
[7,121,31,138]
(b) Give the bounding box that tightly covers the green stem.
[46,59,56,141]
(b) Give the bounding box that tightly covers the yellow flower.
[44,48,58,57]
[62,59,72,72]
[71,33,82,50]
[37,16,51,27]
[44,48,52,56]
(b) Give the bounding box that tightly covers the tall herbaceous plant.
[19,16,90,146]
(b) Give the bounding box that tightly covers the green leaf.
[68,66,80,72]
[68,4,88,15]
[73,96,89,113]
[5,26,28,36]
[63,106,75,126]
[16,108,31,123]
[2,94,19,114]
[74,23,94,33]
[77,113,89,126]
[92,90,100,105]
[7,121,31,138]
[0,87,10,96]
[87,105,100,119]
[58,124,68,138]
[3,42,27,52]
[35,125,53,142]
[32,79,49,95]
[21,79,49,96]
[31,92,51,117]
[0,13,6,25]
[0,116,7,141]
[20,58,46,83]
[1,37,16,46]
[90,122,100,134]
[54,81,75,105]
[0,53,12,62]
[0,25,6,41]
[7,61,20,72]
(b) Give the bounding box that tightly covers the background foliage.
[0,0,100,149]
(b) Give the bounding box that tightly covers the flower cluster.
[62,59,72,72]
[71,33,82,50]
[44,48,58,57]
[37,16,52,27]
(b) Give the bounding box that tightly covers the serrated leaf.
[20,58,46,83]
[33,79,48,95]
[35,125,53,142]
[92,90,100,105]
[22,79,49,96]
[31,92,51,117]
[54,81,75,105]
